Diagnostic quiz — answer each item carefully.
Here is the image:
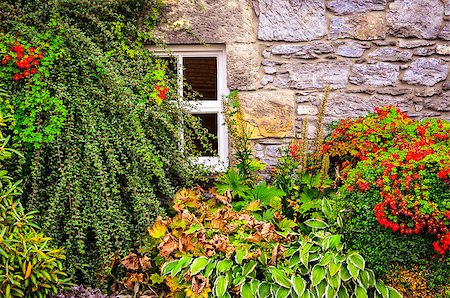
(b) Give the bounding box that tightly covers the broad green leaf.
[171,257,192,276]
[367,269,376,287]
[340,265,352,281]
[321,198,332,218]
[233,273,245,286]
[161,260,178,276]
[185,224,202,235]
[317,252,334,266]
[217,259,233,275]
[355,285,368,298]
[346,261,359,280]
[304,219,328,229]
[289,253,300,268]
[204,260,216,278]
[348,253,365,271]
[357,270,370,289]
[292,275,306,296]
[276,287,290,298]
[387,286,402,298]
[311,264,326,287]
[258,251,267,266]
[215,275,229,298]
[300,289,311,298]
[258,282,271,298]
[315,280,327,297]
[243,260,257,276]
[375,280,388,297]
[327,271,341,289]
[328,235,342,249]
[190,257,209,275]
[337,285,349,298]
[326,285,337,298]
[269,267,291,288]
[235,249,247,265]
[250,279,260,295]
[329,260,341,277]
[241,283,252,298]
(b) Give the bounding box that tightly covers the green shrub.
[0,114,68,298]
[0,0,211,285]
[324,106,450,285]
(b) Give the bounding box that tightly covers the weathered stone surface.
[398,40,435,48]
[262,49,271,58]
[439,22,450,40]
[154,0,256,43]
[297,105,318,115]
[261,75,274,86]
[368,47,412,61]
[416,88,442,97]
[264,66,276,74]
[239,91,295,139]
[227,43,260,90]
[336,43,365,57]
[349,62,399,86]
[262,60,282,67]
[424,91,450,111]
[403,58,449,86]
[265,145,282,158]
[437,45,450,55]
[329,12,386,40]
[325,92,410,118]
[376,88,413,96]
[445,0,450,16]
[386,0,444,39]
[372,40,396,46]
[256,0,326,41]
[413,48,436,56]
[271,42,333,58]
[326,0,387,15]
[444,81,450,90]
[275,62,350,90]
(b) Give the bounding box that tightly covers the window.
[149,45,229,170]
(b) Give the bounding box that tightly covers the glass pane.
[183,57,217,101]
[193,113,218,156]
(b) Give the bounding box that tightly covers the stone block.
[271,42,333,59]
[326,0,387,15]
[398,40,435,48]
[226,43,260,90]
[297,105,318,115]
[329,12,386,40]
[437,44,450,55]
[387,0,444,39]
[403,58,448,86]
[413,48,436,56]
[439,22,450,40]
[256,0,327,41]
[336,43,365,58]
[349,62,399,87]
[424,91,450,111]
[368,47,412,61]
[275,62,350,90]
[239,91,295,139]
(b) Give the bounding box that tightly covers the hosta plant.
[148,188,400,297]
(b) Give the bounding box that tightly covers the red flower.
[31,68,38,75]
[23,70,30,77]
[4,55,11,61]
[37,53,44,59]
[29,47,35,52]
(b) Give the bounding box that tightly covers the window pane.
[183,57,217,101]
[193,113,218,156]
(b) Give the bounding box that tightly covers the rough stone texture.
[271,42,333,59]
[239,91,295,139]
[325,92,411,119]
[336,43,365,58]
[154,0,255,43]
[445,0,450,16]
[437,44,450,55]
[439,23,450,40]
[398,40,435,48]
[275,62,350,90]
[256,0,326,41]
[326,0,387,15]
[444,81,450,90]
[386,0,444,39]
[349,62,399,87]
[424,91,450,111]
[403,58,449,86]
[329,12,386,40]
[368,47,412,61]
[413,48,437,56]
[227,43,260,90]
[297,104,318,115]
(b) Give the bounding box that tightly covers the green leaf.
[161,260,178,276]
[315,280,327,297]
[204,260,216,278]
[258,282,271,298]
[289,253,300,268]
[337,285,349,298]
[327,235,342,249]
[304,219,328,229]
[387,286,402,298]
[355,285,368,298]
[292,275,306,297]
[241,283,252,298]
[215,275,229,298]
[357,270,370,289]
[346,261,359,280]
[327,271,341,289]
[329,260,341,277]
[190,257,209,275]
[269,267,291,288]
[217,259,233,275]
[171,257,192,276]
[276,287,290,298]
[348,253,365,271]
[326,285,337,298]
[258,251,268,266]
[375,280,388,297]
[317,252,334,266]
[250,279,260,295]
[185,223,202,235]
[340,265,352,281]
[243,260,257,276]
[311,264,326,287]
[235,249,247,265]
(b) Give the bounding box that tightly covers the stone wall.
[154,0,450,165]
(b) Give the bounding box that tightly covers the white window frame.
[148,45,229,171]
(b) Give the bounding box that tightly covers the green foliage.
[325,106,450,286]
[147,188,396,297]
[0,0,211,286]
[0,115,69,298]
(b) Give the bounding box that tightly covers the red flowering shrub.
[325,106,450,255]
[2,41,43,81]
